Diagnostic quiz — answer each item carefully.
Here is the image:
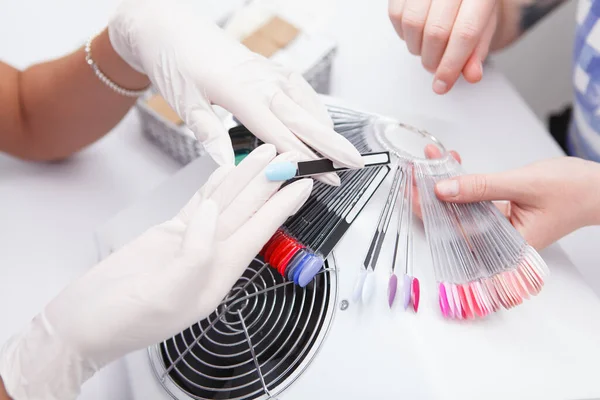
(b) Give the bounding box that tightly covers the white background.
[1,0,600,399]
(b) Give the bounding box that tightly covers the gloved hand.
[434,155,600,249]
[388,0,499,94]
[108,0,363,185]
[0,145,312,400]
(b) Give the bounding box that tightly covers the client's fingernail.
[265,161,298,181]
[436,180,459,197]
[433,80,448,95]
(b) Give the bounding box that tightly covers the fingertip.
[281,178,314,213]
[315,172,341,187]
[432,78,449,95]
[462,59,483,83]
[345,146,365,169]
[435,179,459,199]
[450,150,462,164]
[204,138,235,166]
[292,177,315,193]
[424,144,442,159]
[286,72,334,129]
[240,143,277,166]
[254,143,277,156]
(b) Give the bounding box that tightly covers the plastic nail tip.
[524,262,543,294]
[529,246,550,276]
[445,283,456,319]
[478,282,494,316]
[272,240,294,271]
[502,277,517,308]
[411,277,420,312]
[458,285,472,319]
[502,273,520,308]
[388,274,398,308]
[403,274,412,310]
[293,254,312,285]
[502,272,522,306]
[298,255,324,287]
[518,264,537,296]
[265,161,297,181]
[361,271,376,304]
[260,231,279,257]
[353,269,367,303]
[439,283,450,318]
[278,244,301,275]
[265,233,286,263]
[483,279,500,312]
[468,283,484,318]
[278,239,299,274]
[465,283,482,318]
[451,284,465,320]
[490,276,507,309]
[286,249,306,281]
[511,270,529,300]
[526,261,543,284]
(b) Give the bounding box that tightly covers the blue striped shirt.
[570,0,600,160]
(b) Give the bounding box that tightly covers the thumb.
[435,171,526,203]
[187,108,235,166]
[178,198,219,268]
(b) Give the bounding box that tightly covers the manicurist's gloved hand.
[109,0,362,185]
[0,145,312,400]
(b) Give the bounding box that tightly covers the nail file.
[265,151,391,181]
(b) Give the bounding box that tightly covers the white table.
[2,0,600,399]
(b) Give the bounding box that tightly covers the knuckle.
[470,175,489,200]
[424,23,450,43]
[421,59,437,73]
[401,10,425,32]
[456,22,480,43]
[388,6,403,22]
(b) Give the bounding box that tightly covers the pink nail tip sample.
[412,277,420,312]
[445,283,457,319]
[468,283,484,318]
[439,283,450,317]
[452,284,465,320]
[458,285,472,319]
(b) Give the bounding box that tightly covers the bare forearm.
[0,378,11,400]
[0,28,149,161]
[491,0,568,50]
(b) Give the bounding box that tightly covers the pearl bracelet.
[84,34,148,98]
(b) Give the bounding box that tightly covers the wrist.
[0,314,96,400]
[89,28,150,91]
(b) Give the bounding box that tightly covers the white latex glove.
[0,145,312,400]
[108,0,363,186]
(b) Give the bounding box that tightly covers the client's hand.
[388,0,499,94]
[428,151,600,250]
[108,0,363,185]
[0,145,312,400]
